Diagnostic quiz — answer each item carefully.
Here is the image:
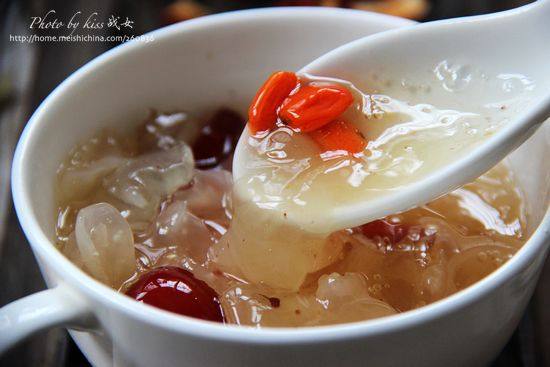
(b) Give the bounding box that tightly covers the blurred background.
[0,0,546,366]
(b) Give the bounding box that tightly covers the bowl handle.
[0,283,94,354]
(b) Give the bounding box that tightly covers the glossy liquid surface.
[55,108,526,327]
[235,72,535,233]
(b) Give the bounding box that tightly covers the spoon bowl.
[234,0,550,232]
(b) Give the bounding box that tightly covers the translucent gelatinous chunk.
[58,155,126,202]
[137,169,234,271]
[173,169,233,223]
[54,106,527,328]
[223,202,344,291]
[103,144,194,219]
[315,272,396,323]
[150,199,213,268]
[137,111,202,153]
[221,285,272,326]
[75,202,136,288]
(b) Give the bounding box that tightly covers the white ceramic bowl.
[3,7,549,367]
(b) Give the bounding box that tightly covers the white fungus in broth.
[75,202,136,289]
[54,69,528,326]
[103,143,194,226]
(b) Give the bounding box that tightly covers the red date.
[126,266,224,322]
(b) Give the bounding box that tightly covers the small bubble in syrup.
[420,105,432,113]
[374,95,390,104]
[434,60,472,92]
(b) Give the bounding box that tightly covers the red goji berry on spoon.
[309,119,366,154]
[279,84,353,132]
[248,71,298,134]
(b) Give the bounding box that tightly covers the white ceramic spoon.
[234,0,550,232]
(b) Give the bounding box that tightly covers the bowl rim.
[11,6,550,344]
